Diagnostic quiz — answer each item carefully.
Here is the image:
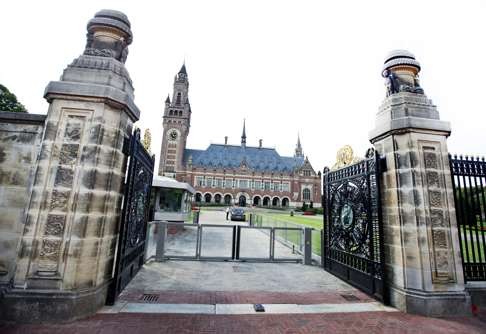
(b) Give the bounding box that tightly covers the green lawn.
[460,226,486,262]
[264,213,324,230]
[255,213,323,256]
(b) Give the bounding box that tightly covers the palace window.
[282,182,290,192]
[302,188,311,201]
[239,179,249,189]
[196,176,204,187]
[303,170,312,177]
[207,177,213,188]
[273,182,281,192]
[215,178,223,188]
[264,181,271,190]
[176,92,182,105]
[254,180,261,190]
[232,179,236,188]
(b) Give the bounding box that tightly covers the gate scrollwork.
[323,148,386,302]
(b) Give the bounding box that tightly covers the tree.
[0,84,27,112]
[142,128,152,152]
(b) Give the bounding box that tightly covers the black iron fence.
[450,155,486,282]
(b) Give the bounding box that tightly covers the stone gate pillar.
[369,50,470,316]
[0,10,140,322]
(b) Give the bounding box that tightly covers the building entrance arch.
[238,195,247,207]
[262,196,270,206]
[253,196,261,206]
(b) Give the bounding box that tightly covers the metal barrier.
[148,221,313,264]
[450,155,486,281]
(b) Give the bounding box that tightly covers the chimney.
[259,139,262,148]
[225,136,228,145]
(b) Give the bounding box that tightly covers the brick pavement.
[118,290,374,305]
[1,311,485,334]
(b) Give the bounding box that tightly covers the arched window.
[224,194,232,205]
[176,92,182,105]
[179,110,183,116]
[169,110,173,116]
[195,193,202,203]
[204,193,212,203]
[302,188,311,201]
[214,194,222,204]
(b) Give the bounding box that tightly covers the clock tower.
[159,63,191,177]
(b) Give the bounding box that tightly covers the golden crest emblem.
[331,145,362,170]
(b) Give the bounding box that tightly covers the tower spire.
[295,133,303,157]
[179,62,187,75]
[241,119,246,148]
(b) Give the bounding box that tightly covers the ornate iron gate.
[106,128,154,305]
[450,155,486,282]
[323,149,386,302]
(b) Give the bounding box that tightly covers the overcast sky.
[1,1,485,172]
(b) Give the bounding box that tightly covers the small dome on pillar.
[87,9,133,44]
[382,49,421,77]
[84,9,133,63]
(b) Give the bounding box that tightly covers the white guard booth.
[152,175,195,222]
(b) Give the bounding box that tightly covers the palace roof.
[183,144,305,173]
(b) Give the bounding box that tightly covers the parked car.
[230,208,246,221]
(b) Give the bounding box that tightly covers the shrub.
[0,84,27,112]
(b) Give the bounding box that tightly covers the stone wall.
[0,111,46,286]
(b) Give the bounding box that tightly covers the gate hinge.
[122,136,131,156]
[379,157,387,172]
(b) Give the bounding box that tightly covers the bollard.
[155,222,167,261]
[303,228,312,265]
[193,210,200,224]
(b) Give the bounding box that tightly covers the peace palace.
[158,65,321,208]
